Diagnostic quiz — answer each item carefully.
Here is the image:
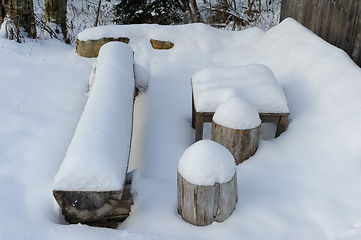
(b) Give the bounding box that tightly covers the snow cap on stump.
[178,140,236,186]
[213,96,261,130]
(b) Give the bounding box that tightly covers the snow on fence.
[281,0,361,67]
[53,42,135,228]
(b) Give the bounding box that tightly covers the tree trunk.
[190,0,201,22]
[0,0,36,38]
[44,0,67,42]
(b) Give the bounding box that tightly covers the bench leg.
[275,115,288,138]
[195,113,204,142]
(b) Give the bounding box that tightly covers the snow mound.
[178,140,236,186]
[134,63,149,92]
[213,96,261,130]
[192,64,289,113]
[53,42,135,191]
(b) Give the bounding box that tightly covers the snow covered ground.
[1,18,361,240]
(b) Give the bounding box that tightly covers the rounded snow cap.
[213,96,261,130]
[178,140,236,186]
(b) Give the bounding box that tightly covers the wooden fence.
[280,0,361,67]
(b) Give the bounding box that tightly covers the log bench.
[53,42,136,228]
[191,65,290,142]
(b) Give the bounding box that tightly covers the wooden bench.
[53,42,136,228]
[191,65,290,142]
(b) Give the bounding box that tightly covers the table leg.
[192,92,196,129]
[195,113,204,142]
[275,115,288,137]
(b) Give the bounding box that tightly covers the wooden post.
[211,121,260,165]
[177,171,237,226]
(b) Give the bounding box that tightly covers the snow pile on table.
[213,96,261,129]
[53,42,134,191]
[178,140,236,186]
[192,64,289,113]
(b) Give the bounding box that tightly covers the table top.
[192,64,289,114]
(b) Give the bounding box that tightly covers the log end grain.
[76,37,130,58]
[150,39,174,50]
[53,179,133,228]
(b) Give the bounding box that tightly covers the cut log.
[150,39,174,49]
[177,171,237,226]
[211,121,260,165]
[53,175,134,229]
[76,37,130,58]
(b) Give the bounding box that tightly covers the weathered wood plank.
[177,171,237,226]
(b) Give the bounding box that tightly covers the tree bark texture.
[0,0,36,38]
[177,171,237,226]
[45,0,67,42]
[211,121,260,165]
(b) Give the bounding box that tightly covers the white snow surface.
[53,42,135,191]
[192,64,289,113]
[2,18,361,239]
[213,96,261,129]
[178,140,236,186]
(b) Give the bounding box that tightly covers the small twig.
[94,0,102,27]
[29,42,36,55]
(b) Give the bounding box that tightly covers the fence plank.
[281,0,361,67]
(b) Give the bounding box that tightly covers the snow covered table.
[191,64,289,142]
[53,42,135,228]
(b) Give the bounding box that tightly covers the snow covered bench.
[53,42,135,228]
[191,64,290,142]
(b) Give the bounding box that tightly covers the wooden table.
[192,90,289,142]
[191,65,290,142]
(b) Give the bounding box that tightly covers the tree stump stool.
[177,140,237,226]
[211,97,261,165]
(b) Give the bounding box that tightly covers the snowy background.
[1,8,361,240]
